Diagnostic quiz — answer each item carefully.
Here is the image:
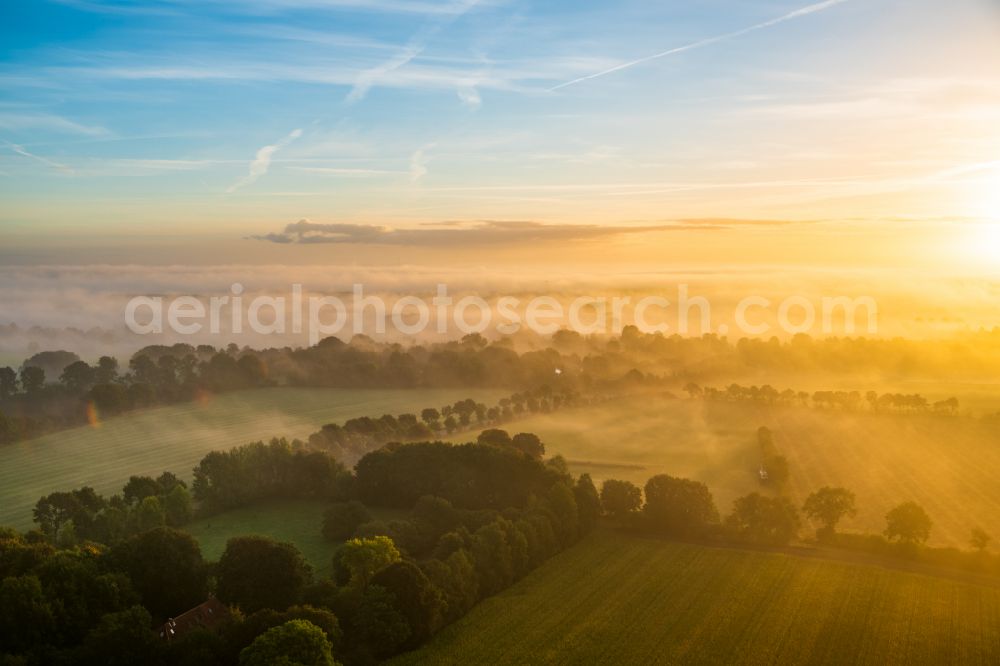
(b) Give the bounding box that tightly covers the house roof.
[158,597,230,641]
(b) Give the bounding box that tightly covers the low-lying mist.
[1,263,998,367]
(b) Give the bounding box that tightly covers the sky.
[1,0,1000,272]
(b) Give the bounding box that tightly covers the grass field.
[395,529,1000,665]
[0,387,504,531]
[185,500,334,574]
[183,499,406,576]
[478,395,1000,550]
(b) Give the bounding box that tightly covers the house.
[158,596,230,642]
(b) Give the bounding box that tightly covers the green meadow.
[0,387,504,530]
[184,499,407,576]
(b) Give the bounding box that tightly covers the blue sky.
[1,0,999,268]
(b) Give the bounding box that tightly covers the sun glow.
[981,176,1000,222]
[982,222,1000,254]
[953,173,1000,267]
[958,221,1000,269]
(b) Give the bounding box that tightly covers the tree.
[763,455,790,488]
[127,354,156,387]
[544,482,580,547]
[32,551,137,645]
[217,536,312,613]
[511,433,545,459]
[338,536,400,590]
[420,408,440,427]
[600,479,642,519]
[322,501,372,542]
[354,441,558,511]
[34,487,107,543]
[94,356,120,384]
[234,605,343,660]
[370,561,445,648]
[0,366,17,398]
[470,520,514,596]
[573,474,601,532]
[163,484,193,526]
[420,550,478,623]
[156,471,185,492]
[643,475,718,536]
[970,527,991,553]
[410,495,462,547]
[23,350,80,381]
[192,439,351,512]
[167,627,228,666]
[123,475,162,505]
[20,366,45,394]
[0,575,55,653]
[80,606,163,666]
[132,495,166,532]
[884,502,932,546]
[725,493,801,545]
[88,382,128,415]
[60,360,95,393]
[238,354,266,384]
[349,585,411,660]
[477,429,512,447]
[0,409,15,445]
[802,487,857,541]
[239,619,336,666]
[111,527,208,620]
[683,382,702,398]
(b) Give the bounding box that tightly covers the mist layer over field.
[2,264,999,365]
[491,394,1000,550]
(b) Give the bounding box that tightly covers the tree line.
[10,323,996,447]
[609,326,1000,380]
[0,346,270,444]
[0,333,612,446]
[597,474,995,565]
[683,382,961,416]
[12,322,1000,447]
[306,387,581,465]
[32,472,195,547]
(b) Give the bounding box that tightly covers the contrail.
[347,0,483,102]
[550,0,851,92]
[5,141,74,174]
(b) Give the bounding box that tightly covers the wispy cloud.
[249,217,812,246]
[4,142,74,174]
[410,147,431,181]
[50,60,532,96]
[930,160,1000,181]
[226,128,303,193]
[550,0,851,91]
[346,0,483,102]
[347,42,426,103]
[251,218,682,245]
[0,112,109,137]
[456,87,482,108]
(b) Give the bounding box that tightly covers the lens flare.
[86,401,101,428]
